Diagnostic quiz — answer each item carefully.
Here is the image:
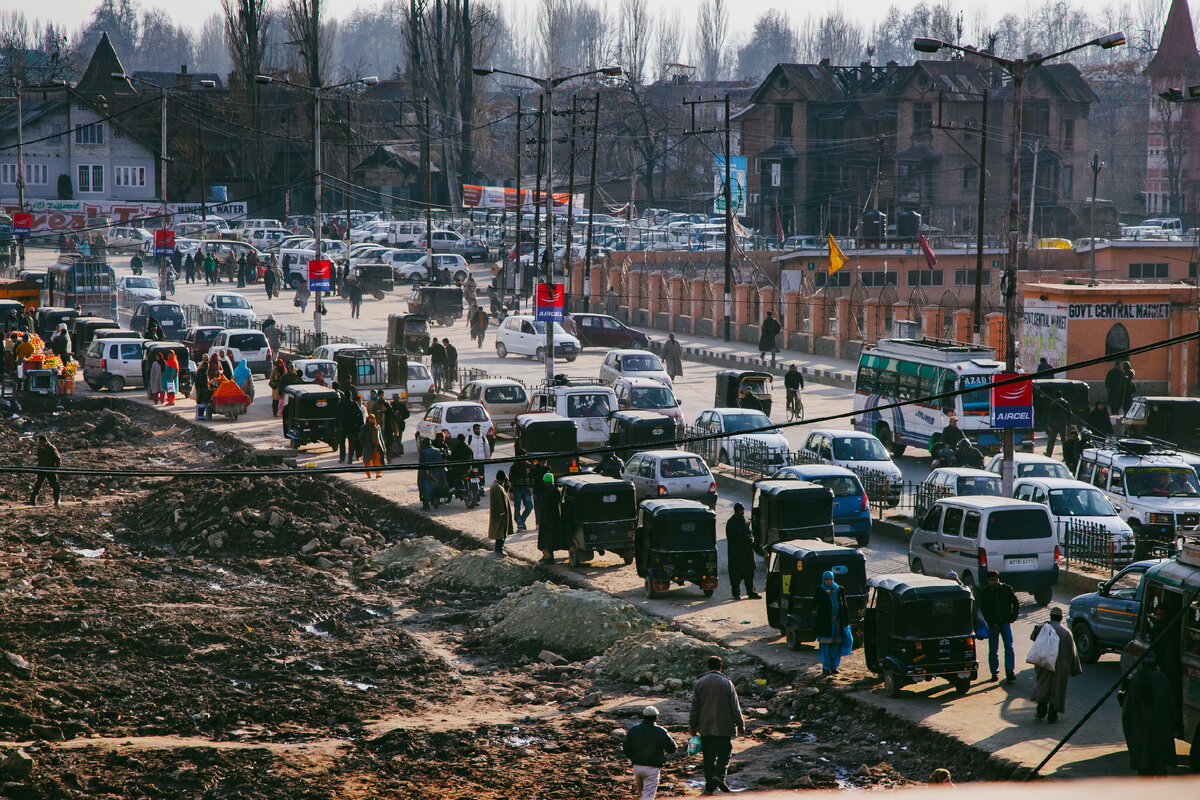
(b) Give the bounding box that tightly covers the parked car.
[622,450,717,507]
[405,362,437,404]
[1067,559,1166,662]
[211,328,271,376]
[290,358,338,383]
[310,342,366,362]
[916,467,1004,519]
[181,325,223,359]
[801,429,903,506]
[495,315,580,361]
[1013,476,1135,560]
[771,464,872,546]
[984,452,1073,480]
[691,408,789,467]
[104,226,153,252]
[203,292,257,325]
[458,378,529,431]
[567,313,649,349]
[599,349,672,388]
[116,275,160,299]
[396,253,470,283]
[82,338,146,391]
[130,301,186,341]
[415,401,494,443]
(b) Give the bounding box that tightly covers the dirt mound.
[425,551,540,594]
[585,629,737,685]
[373,537,457,576]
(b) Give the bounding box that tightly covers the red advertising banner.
[461,185,574,211]
[991,373,1033,429]
[308,259,333,291]
[535,283,564,321]
[153,229,175,255]
[11,212,31,236]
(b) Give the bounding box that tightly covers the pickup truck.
[1067,558,1166,662]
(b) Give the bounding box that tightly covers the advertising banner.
[11,212,31,236]
[991,373,1033,429]
[461,185,580,213]
[153,229,175,256]
[308,259,333,292]
[534,283,564,321]
[713,156,747,216]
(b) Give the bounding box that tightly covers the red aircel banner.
[991,373,1033,429]
[535,283,564,321]
[308,260,333,292]
[461,185,579,211]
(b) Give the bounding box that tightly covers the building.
[1144,0,1200,216]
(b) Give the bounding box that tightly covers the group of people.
[1104,360,1139,416]
[144,349,182,405]
[427,337,459,393]
[330,385,409,476]
[191,349,256,419]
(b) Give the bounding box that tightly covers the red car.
[182,325,223,358]
[566,313,649,349]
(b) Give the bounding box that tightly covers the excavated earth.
[0,398,1017,798]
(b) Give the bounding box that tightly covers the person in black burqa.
[29,435,62,507]
[1045,391,1073,457]
[725,503,760,600]
[337,385,364,464]
[758,311,781,364]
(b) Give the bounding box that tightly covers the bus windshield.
[959,376,991,416]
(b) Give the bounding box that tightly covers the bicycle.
[786,388,805,422]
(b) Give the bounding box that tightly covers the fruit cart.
[210,379,251,420]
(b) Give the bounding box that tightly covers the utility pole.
[531,96,544,312]
[15,86,24,212]
[561,95,580,309]
[312,85,323,336]
[1026,138,1041,245]
[974,91,988,341]
[513,96,523,303]
[345,99,353,249]
[1089,151,1102,285]
[683,93,734,341]
[197,98,207,227]
[158,87,167,298]
[583,92,600,312]
[423,96,433,270]
[543,85,556,380]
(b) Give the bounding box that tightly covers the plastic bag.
[687,735,702,755]
[1026,623,1059,671]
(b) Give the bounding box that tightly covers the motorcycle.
[165,269,177,296]
[449,466,483,509]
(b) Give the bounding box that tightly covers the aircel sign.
[991,373,1033,428]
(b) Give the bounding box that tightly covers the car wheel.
[534,346,545,362]
[372,291,385,301]
[786,627,803,651]
[910,558,924,575]
[454,271,468,282]
[1033,586,1052,607]
[1073,621,1101,664]
[856,531,871,547]
[285,275,298,290]
[496,342,508,358]
[106,375,125,392]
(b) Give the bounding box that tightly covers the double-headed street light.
[473,64,622,379]
[912,32,1124,496]
[255,73,378,336]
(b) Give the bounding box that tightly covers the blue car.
[1067,558,1166,663]
[771,464,872,546]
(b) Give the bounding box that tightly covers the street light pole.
[1090,151,1102,285]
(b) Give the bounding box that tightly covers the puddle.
[207,582,224,591]
[503,734,545,748]
[305,662,326,671]
[340,679,377,691]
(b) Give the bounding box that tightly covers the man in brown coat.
[488,470,514,555]
[1031,607,1083,724]
[689,656,745,794]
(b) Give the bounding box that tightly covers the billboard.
[713,156,747,216]
[462,185,582,213]
[534,283,564,322]
[991,373,1033,429]
[308,259,333,292]
[153,229,175,256]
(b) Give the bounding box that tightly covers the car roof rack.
[539,375,611,388]
[1098,436,1180,457]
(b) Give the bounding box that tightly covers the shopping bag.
[1025,623,1059,671]
[687,735,702,755]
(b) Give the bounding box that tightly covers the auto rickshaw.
[750,480,835,548]
[715,369,773,416]
[514,412,580,476]
[407,285,464,327]
[1032,378,1090,432]
[0,299,26,332]
[556,474,638,567]
[387,313,432,355]
[634,498,719,599]
[765,540,868,650]
[345,262,394,300]
[863,574,979,697]
[141,342,193,397]
[35,306,79,341]
[608,410,676,459]
[1122,396,1200,450]
[70,316,120,358]
[281,383,340,449]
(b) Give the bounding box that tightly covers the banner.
[153,229,175,256]
[991,373,1033,429]
[535,283,564,321]
[308,259,333,292]
[0,198,249,236]
[713,156,747,216]
[461,185,581,213]
[11,212,31,237]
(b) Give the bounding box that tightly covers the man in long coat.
[1031,607,1082,723]
[662,333,683,380]
[489,471,515,556]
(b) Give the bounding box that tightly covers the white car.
[801,428,903,505]
[416,401,494,443]
[494,315,580,361]
[598,349,672,388]
[692,408,789,468]
[116,275,161,299]
[622,449,717,507]
[984,452,1073,480]
[202,292,257,325]
[1013,476,1135,559]
[310,342,365,362]
[404,362,437,404]
[291,358,338,383]
[104,226,153,252]
[211,328,272,376]
[395,253,469,283]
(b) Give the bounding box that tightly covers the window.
[50,123,65,144]
[75,122,104,144]
[773,103,793,139]
[1128,262,1168,279]
[962,511,981,539]
[1063,165,1073,198]
[907,270,944,287]
[1062,119,1075,151]
[77,164,103,193]
[954,269,991,286]
[815,270,851,288]
[861,270,898,287]
[1104,323,1129,357]
[24,164,48,185]
[913,103,932,133]
[962,166,977,191]
[0,164,14,184]
[941,506,964,535]
[114,166,146,188]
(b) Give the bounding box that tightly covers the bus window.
[918,365,939,405]
[856,364,876,394]
[898,360,920,401]
[959,376,991,416]
[1187,598,1200,658]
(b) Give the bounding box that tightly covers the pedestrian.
[689,656,745,795]
[417,436,447,510]
[623,705,677,800]
[29,434,62,507]
[725,502,759,600]
[184,252,196,284]
[429,338,447,392]
[50,324,71,360]
[1122,366,1138,414]
[471,305,489,348]
[536,471,561,563]
[758,310,781,364]
[662,333,683,380]
[148,352,165,403]
[163,350,180,405]
[1088,401,1114,437]
[467,422,491,463]
[268,358,287,417]
[263,317,282,362]
[1121,651,1177,774]
[337,386,363,463]
[978,569,1020,683]
[1044,390,1072,457]
[465,272,477,301]
[389,392,409,457]
[294,280,310,313]
[263,264,277,299]
[233,358,254,402]
[360,414,386,478]
[237,253,248,287]
[203,251,217,285]
[1105,361,1128,415]
[1062,427,1082,472]
[1036,356,1052,374]
[510,451,534,532]
[606,286,619,317]
[738,386,763,412]
[489,470,515,555]
[347,276,363,318]
[813,570,851,675]
[194,354,213,420]
[1030,606,1082,724]
[443,338,458,391]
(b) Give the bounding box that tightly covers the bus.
[852,338,1028,457]
[48,254,117,321]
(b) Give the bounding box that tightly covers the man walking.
[509,452,534,532]
[1105,361,1128,415]
[606,286,619,317]
[488,470,514,555]
[1031,607,1082,723]
[443,338,458,392]
[623,705,677,800]
[1045,391,1072,457]
[758,311,781,364]
[663,333,683,381]
[263,264,278,299]
[725,503,760,600]
[978,570,1020,683]
[429,338,447,392]
[689,656,745,795]
[29,435,62,507]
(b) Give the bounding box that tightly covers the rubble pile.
[584,629,739,686]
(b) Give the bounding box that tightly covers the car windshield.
[631,386,676,408]
[808,476,862,497]
[531,321,567,335]
[216,295,250,309]
[722,412,771,432]
[832,437,889,461]
[409,364,431,379]
[445,405,487,423]
[229,333,267,350]
[1048,487,1116,516]
[618,354,661,371]
[126,277,155,288]
[149,306,184,322]
[957,476,1003,496]
[567,393,612,418]
[1016,461,1072,479]
[484,385,527,404]
[302,362,332,378]
[986,509,1053,540]
[659,456,709,478]
[1125,467,1200,497]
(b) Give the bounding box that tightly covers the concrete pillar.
[986,313,1005,357]
[733,283,751,339]
[953,308,973,344]
[691,279,707,320]
[835,296,852,359]
[865,299,882,343]
[923,307,943,340]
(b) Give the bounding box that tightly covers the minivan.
[908,496,1059,605]
[83,338,146,392]
[130,301,187,341]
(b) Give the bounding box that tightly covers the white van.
[908,496,1059,605]
[212,328,272,377]
[387,221,427,247]
[526,378,617,447]
[82,337,146,392]
[244,227,291,250]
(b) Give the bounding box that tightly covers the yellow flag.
[828,234,846,274]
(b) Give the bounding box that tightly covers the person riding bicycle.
[784,365,804,412]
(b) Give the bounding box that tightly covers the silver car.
[621,449,717,508]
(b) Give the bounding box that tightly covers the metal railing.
[912,481,955,522]
[1062,519,1132,575]
[681,424,718,465]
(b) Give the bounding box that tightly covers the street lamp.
[255,73,378,337]
[913,32,1124,496]
[472,64,622,379]
[112,72,217,299]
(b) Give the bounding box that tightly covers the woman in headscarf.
[194,353,213,420]
[50,323,71,360]
[812,570,851,676]
[162,351,180,406]
[535,471,562,564]
[148,352,165,403]
[268,358,287,417]
[359,413,386,478]
[234,358,255,402]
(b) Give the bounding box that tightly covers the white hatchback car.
[495,315,580,362]
[984,452,1073,480]
[415,401,494,444]
[801,428,903,505]
[1013,476,1135,559]
[598,349,672,388]
[395,253,469,283]
[621,449,717,507]
[691,408,789,467]
[203,292,257,325]
[212,328,272,376]
[116,275,160,299]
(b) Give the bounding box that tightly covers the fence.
[1062,519,1124,575]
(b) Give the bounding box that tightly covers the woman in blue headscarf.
[233,359,255,402]
[812,570,851,676]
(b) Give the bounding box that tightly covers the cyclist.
[784,364,804,416]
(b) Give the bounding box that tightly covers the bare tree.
[196,13,233,75]
[652,9,684,82]
[736,10,797,81]
[224,0,272,193]
[0,11,74,87]
[692,0,728,82]
[617,0,650,85]
[284,0,331,86]
[135,7,195,70]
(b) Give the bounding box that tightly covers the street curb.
[649,340,854,390]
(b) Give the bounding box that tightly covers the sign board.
[153,229,175,256]
[308,259,333,292]
[1067,301,1170,320]
[1019,298,1067,371]
[11,212,31,237]
[991,373,1033,429]
[712,156,747,216]
[534,282,564,321]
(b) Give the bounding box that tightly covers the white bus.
[852,338,1029,457]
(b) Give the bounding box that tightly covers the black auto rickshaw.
[515,413,580,476]
[715,369,774,416]
[281,383,340,449]
[609,410,676,459]
[635,498,718,599]
[141,342,193,396]
[750,480,835,548]
[765,540,868,650]
[35,306,79,341]
[1123,396,1200,450]
[863,574,979,697]
[346,262,394,300]
[556,474,638,567]
[1032,378,1089,432]
[70,316,120,358]
[387,313,432,355]
[408,285,464,327]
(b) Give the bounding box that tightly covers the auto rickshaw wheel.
[439,316,454,327]
[644,575,658,599]
[702,588,714,598]
[566,356,576,363]
[785,627,803,651]
[1190,724,1200,772]
[622,550,634,566]
[1072,621,1101,664]
[952,677,971,695]
[290,439,300,449]
[372,290,385,301]
[1032,586,1052,606]
[883,669,903,698]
